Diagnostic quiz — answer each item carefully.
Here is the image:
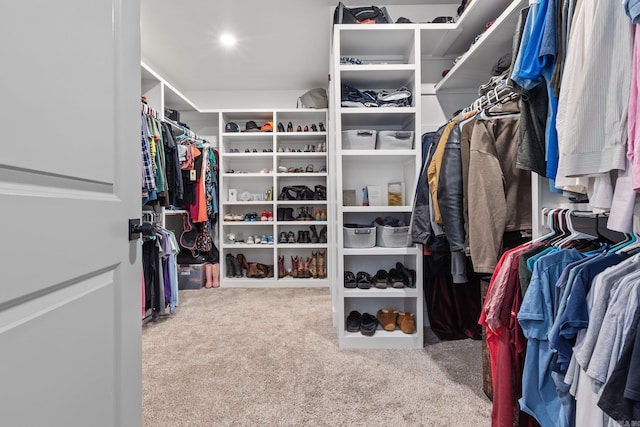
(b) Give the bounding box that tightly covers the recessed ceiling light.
[220,33,237,47]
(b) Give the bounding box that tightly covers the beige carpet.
[142,287,491,426]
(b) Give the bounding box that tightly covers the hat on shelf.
[261,121,274,132]
[244,120,261,132]
[225,122,240,133]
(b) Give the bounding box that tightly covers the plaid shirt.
[141,113,156,192]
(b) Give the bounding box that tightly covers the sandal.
[374,269,390,289]
[344,271,357,288]
[356,271,372,289]
[305,164,314,173]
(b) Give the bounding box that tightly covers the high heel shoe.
[296,125,302,132]
[303,125,309,132]
[310,123,318,132]
[277,122,285,132]
[319,122,325,132]
[287,121,293,132]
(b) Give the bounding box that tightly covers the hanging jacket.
[437,114,470,283]
[410,124,447,252]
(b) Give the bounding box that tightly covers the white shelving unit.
[218,109,331,288]
[332,25,424,349]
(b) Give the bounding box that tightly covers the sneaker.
[279,231,288,244]
[261,211,268,221]
[260,234,268,244]
[246,235,255,245]
[346,310,361,332]
[254,235,262,244]
[267,235,274,245]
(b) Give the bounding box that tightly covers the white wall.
[183,89,319,111]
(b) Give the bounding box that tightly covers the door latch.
[129,218,156,241]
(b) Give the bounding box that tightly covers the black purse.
[333,2,392,24]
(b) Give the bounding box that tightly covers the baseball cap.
[225,122,240,133]
[243,120,260,132]
[261,121,273,132]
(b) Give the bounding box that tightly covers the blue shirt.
[518,249,584,427]
[550,252,629,371]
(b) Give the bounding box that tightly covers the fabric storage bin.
[375,223,411,247]
[342,130,377,150]
[343,224,376,248]
[375,131,414,149]
[178,263,206,290]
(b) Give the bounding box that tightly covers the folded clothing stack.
[341,84,412,108]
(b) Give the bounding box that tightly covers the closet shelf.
[343,288,419,298]
[223,153,273,157]
[343,247,420,256]
[223,201,274,206]
[341,206,413,213]
[222,173,273,178]
[276,132,327,138]
[276,243,329,249]
[276,173,328,178]
[276,200,327,205]
[435,0,528,94]
[340,150,415,157]
[221,278,329,289]
[276,152,327,157]
[276,220,327,225]
[222,221,274,226]
[341,330,422,349]
[221,244,274,249]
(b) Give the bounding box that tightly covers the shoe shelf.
[343,247,421,256]
[219,109,330,288]
[332,25,424,349]
[343,288,419,298]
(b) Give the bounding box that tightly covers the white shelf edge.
[276,132,327,137]
[341,206,413,212]
[221,279,330,288]
[221,244,274,249]
[343,288,418,298]
[275,200,327,205]
[222,221,275,225]
[276,173,328,177]
[340,150,415,156]
[222,132,274,137]
[343,247,420,255]
[275,152,327,156]
[221,153,274,157]
[222,173,274,178]
[274,244,329,249]
[340,64,416,72]
[340,107,417,115]
[222,201,275,205]
[275,221,327,225]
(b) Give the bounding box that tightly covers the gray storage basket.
[342,130,377,150]
[343,224,376,248]
[375,223,411,247]
[375,130,414,149]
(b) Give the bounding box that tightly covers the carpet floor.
[142,287,491,426]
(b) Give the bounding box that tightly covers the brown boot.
[255,263,267,278]
[297,257,305,278]
[247,262,259,278]
[278,256,287,278]
[303,257,311,278]
[318,251,326,279]
[310,251,318,279]
[236,253,249,276]
[265,264,275,278]
[290,256,298,278]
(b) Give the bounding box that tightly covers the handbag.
[333,2,392,24]
[180,213,212,256]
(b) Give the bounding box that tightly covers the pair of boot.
[246,262,274,278]
[277,207,294,221]
[225,253,243,278]
[286,252,326,279]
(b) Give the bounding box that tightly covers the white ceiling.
[141,0,459,98]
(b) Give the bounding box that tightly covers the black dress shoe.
[287,121,293,132]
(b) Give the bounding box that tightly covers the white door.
[0,1,142,426]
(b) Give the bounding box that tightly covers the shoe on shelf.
[374,269,389,289]
[396,262,417,288]
[310,123,318,132]
[225,254,236,278]
[246,235,255,245]
[388,268,406,288]
[296,125,302,132]
[317,251,326,279]
[344,271,357,288]
[267,211,274,221]
[319,225,327,243]
[261,211,268,221]
[319,122,325,132]
[277,146,284,152]
[279,231,288,244]
[287,121,293,132]
[267,235,274,245]
[223,213,234,221]
[359,313,378,336]
[346,310,361,332]
[356,271,372,289]
[277,122,285,132]
[287,231,296,243]
[319,164,327,173]
[376,309,398,331]
[255,235,263,244]
[303,125,309,132]
[397,312,416,334]
[305,164,314,173]
[260,234,268,244]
